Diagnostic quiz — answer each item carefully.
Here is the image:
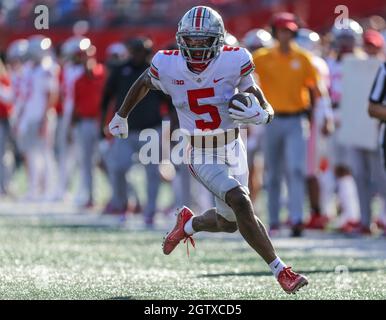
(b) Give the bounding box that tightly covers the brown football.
[229,92,250,111]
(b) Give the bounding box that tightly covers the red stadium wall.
[1,0,384,62]
[225,0,386,36]
[0,27,176,62]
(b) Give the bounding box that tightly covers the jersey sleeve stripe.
[149,66,159,80]
[369,64,386,103]
[240,62,254,76]
[151,63,158,71]
[241,60,251,69]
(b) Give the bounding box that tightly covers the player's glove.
[109,113,128,138]
[229,95,273,125]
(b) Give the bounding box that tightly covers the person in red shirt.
[73,41,106,208]
[0,59,13,195]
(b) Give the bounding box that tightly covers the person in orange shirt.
[253,12,320,237]
[0,59,13,195]
[73,40,106,208]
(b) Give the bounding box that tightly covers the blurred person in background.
[326,20,363,232]
[13,35,59,201]
[52,36,87,201]
[243,29,274,53]
[105,42,130,71]
[224,32,239,47]
[253,13,319,237]
[0,58,13,196]
[72,39,105,208]
[100,37,164,228]
[6,39,29,174]
[6,39,28,124]
[350,30,386,234]
[242,28,273,207]
[368,55,386,235]
[362,29,385,58]
[295,28,334,230]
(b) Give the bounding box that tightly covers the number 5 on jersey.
[187,88,221,130]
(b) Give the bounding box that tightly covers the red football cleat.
[375,218,386,231]
[338,220,360,234]
[277,267,308,294]
[360,226,372,235]
[162,206,195,256]
[305,214,329,230]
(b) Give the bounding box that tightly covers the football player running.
[109,6,308,294]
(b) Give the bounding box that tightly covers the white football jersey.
[149,46,256,134]
[62,62,84,118]
[11,62,32,119]
[21,58,58,124]
[9,68,23,105]
[326,57,342,104]
[312,55,333,124]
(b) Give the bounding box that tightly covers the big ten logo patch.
[172,79,185,85]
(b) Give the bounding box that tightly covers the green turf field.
[0,203,385,300]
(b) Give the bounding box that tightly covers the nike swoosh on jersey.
[213,77,224,83]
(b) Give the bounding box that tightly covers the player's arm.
[309,73,335,136]
[368,102,386,121]
[117,68,155,118]
[229,83,274,125]
[109,68,156,138]
[368,64,386,121]
[229,48,274,125]
[244,85,274,123]
[100,65,119,137]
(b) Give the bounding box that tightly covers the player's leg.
[284,116,307,236]
[246,125,265,205]
[164,137,308,293]
[371,148,386,232]
[163,139,242,254]
[54,116,70,200]
[333,143,360,231]
[75,119,98,206]
[222,148,308,293]
[138,127,161,227]
[225,186,276,263]
[104,137,132,213]
[142,161,161,225]
[350,148,372,232]
[172,164,193,209]
[227,138,307,292]
[162,171,238,255]
[41,116,58,200]
[190,207,238,233]
[305,118,328,228]
[307,176,320,213]
[24,122,42,199]
[306,118,317,210]
[175,174,276,259]
[264,119,284,231]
